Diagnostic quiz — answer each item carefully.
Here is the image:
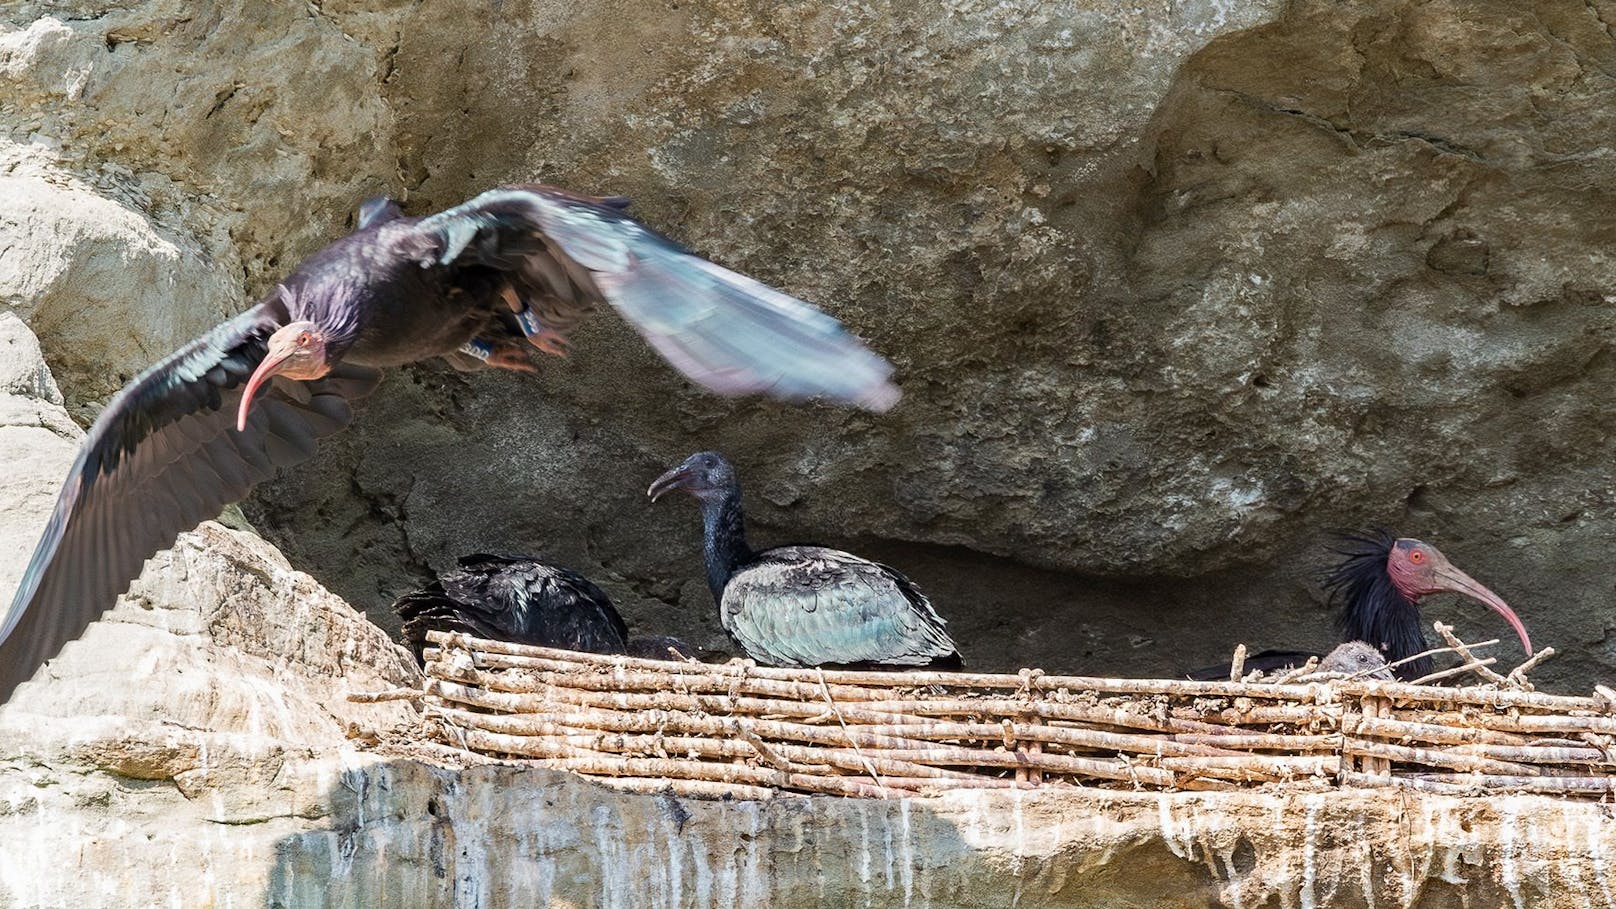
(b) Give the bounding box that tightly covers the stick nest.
[384,627,1616,801]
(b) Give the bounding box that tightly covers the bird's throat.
[699,491,753,603]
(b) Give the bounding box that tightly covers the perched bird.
[1328,532,1531,679]
[392,553,705,665]
[1317,641,1394,680]
[392,553,628,663]
[1188,531,1533,682]
[0,185,902,704]
[647,451,960,669]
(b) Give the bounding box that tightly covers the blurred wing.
[0,304,382,703]
[723,546,956,667]
[413,185,901,411]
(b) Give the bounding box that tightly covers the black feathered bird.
[0,185,901,703]
[392,554,630,663]
[1189,531,1533,682]
[393,553,707,664]
[648,451,959,669]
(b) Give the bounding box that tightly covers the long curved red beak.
[236,351,290,432]
[1434,565,1533,656]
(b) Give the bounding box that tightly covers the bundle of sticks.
[355,625,1614,800]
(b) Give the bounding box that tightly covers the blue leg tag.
[458,339,493,361]
[514,305,545,338]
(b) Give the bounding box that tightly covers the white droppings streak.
[1588,807,1616,909]
[898,798,915,908]
[1157,797,1188,859]
[1009,791,1025,907]
[1299,794,1323,909]
[856,803,873,896]
[1499,799,1525,909]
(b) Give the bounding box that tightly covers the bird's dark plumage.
[1,184,901,704]
[392,554,628,663]
[1185,649,1319,681]
[1186,641,1393,682]
[1187,530,1530,683]
[1322,531,1431,678]
[649,451,959,668]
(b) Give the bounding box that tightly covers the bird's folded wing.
[413,184,901,411]
[403,554,628,655]
[726,547,956,667]
[0,303,381,703]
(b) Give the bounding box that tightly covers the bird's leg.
[502,290,571,358]
[455,338,538,373]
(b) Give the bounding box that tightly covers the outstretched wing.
[0,303,382,703]
[722,546,957,667]
[411,185,901,411]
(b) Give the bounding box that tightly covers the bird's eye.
[1410,550,1425,564]
[297,333,311,347]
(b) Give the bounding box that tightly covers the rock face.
[0,315,1611,907]
[0,315,1611,909]
[0,0,1612,685]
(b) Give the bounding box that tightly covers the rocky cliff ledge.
[0,313,1610,908]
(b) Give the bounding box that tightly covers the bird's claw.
[486,348,538,373]
[526,328,571,358]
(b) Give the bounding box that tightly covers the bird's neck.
[699,488,753,602]
[280,278,364,358]
[1341,582,1430,679]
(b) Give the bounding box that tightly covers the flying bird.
[1188,531,1533,681]
[0,185,901,703]
[648,451,960,669]
[391,553,702,663]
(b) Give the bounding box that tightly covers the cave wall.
[2,0,1613,687]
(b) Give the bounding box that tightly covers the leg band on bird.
[458,339,494,362]
[513,304,546,339]
[509,302,571,356]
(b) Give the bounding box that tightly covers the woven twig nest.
[406,630,1616,800]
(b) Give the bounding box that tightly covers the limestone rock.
[0,311,81,601]
[0,149,237,409]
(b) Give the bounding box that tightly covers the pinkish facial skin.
[235,321,332,432]
[1385,538,1533,656]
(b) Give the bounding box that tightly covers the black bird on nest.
[648,451,960,669]
[392,553,704,664]
[1190,531,1533,682]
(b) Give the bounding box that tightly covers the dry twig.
[1432,622,1510,685]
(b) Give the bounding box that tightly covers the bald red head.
[1385,538,1533,656]
[236,321,333,431]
